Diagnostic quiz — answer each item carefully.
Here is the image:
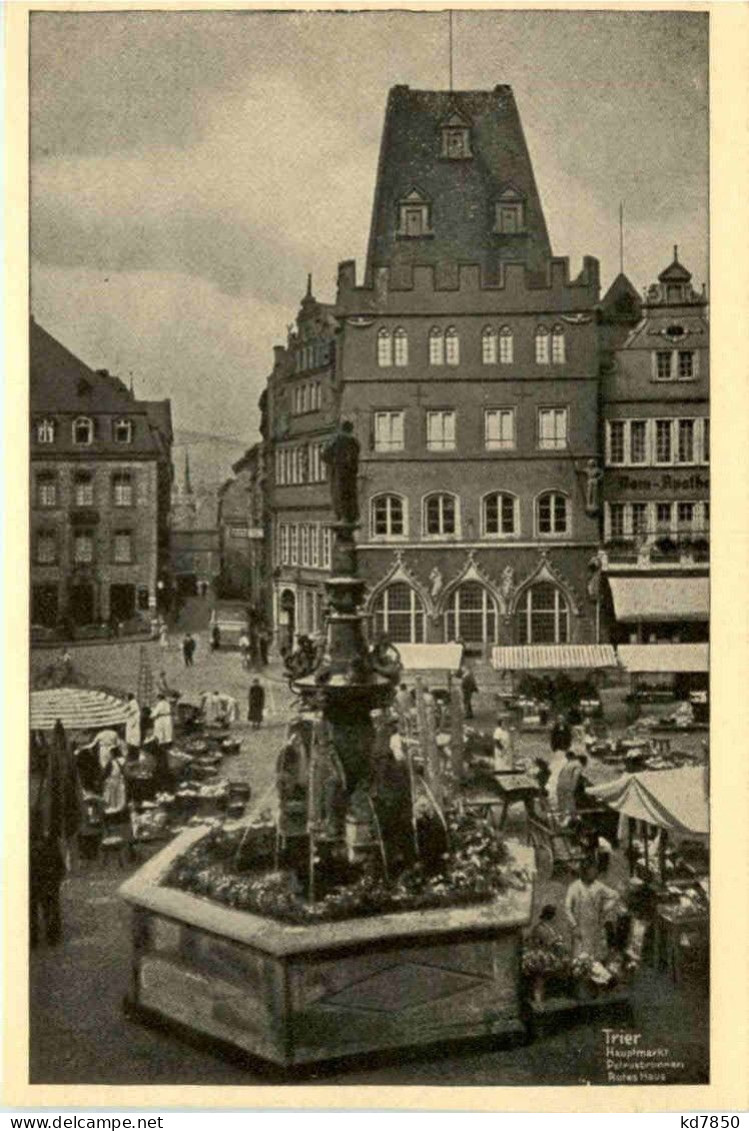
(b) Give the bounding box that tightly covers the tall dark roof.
[658,246,692,283]
[30,318,135,414]
[365,85,552,280]
[598,273,642,323]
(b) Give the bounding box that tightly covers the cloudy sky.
[31,8,708,444]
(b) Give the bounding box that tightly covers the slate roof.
[365,85,552,279]
[598,272,642,322]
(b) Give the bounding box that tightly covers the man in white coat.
[565,858,620,960]
[124,693,141,755]
[151,693,173,747]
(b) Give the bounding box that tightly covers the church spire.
[184,449,193,495]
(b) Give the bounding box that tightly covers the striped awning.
[30,687,129,732]
[617,643,709,674]
[491,644,618,671]
[608,577,709,623]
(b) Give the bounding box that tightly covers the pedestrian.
[182,632,196,667]
[460,667,479,719]
[60,647,73,682]
[550,712,573,754]
[211,623,221,652]
[29,721,79,948]
[564,858,620,960]
[395,682,411,717]
[555,748,582,819]
[248,678,265,729]
[238,630,250,670]
[124,692,141,756]
[534,756,552,797]
[151,692,173,747]
[159,621,169,654]
[258,626,270,666]
[492,714,513,773]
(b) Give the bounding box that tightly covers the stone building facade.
[598,250,709,644]
[30,318,173,629]
[217,443,266,605]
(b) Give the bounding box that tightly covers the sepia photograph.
[23,5,715,1093]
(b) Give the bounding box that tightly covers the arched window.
[537,491,569,536]
[73,416,93,445]
[377,328,392,367]
[551,325,566,364]
[113,418,133,443]
[481,327,497,365]
[499,326,513,364]
[429,326,444,366]
[445,582,497,645]
[371,494,405,539]
[483,492,518,536]
[535,326,550,365]
[424,493,457,536]
[393,328,408,367]
[445,327,460,366]
[373,583,425,643]
[517,583,569,644]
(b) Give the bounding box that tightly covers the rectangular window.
[535,333,550,365]
[677,419,695,464]
[609,503,626,540]
[37,419,55,443]
[499,331,513,364]
[608,421,625,464]
[703,502,710,532]
[482,331,497,365]
[374,411,404,452]
[300,525,310,566]
[630,421,647,464]
[551,330,566,364]
[485,409,515,450]
[310,524,320,567]
[703,418,710,463]
[75,477,94,507]
[280,525,289,564]
[631,502,648,537]
[36,531,57,564]
[655,351,673,380]
[289,525,298,565]
[74,531,94,564]
[113,474,133,507]
[678,351,695,379]
[655,420,672,463]
[37,476,57,508]
[322,526,332,568]
[113,531,133,563]
[538,408,568,450]
[656,503,672,533]
[426,410,456,451]
[677,502,694,533]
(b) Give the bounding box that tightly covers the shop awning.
[30,687,129,732]
[395,643,464,672]
[608,576,709,623]
[617,643,709,673]
[588,766,709,836]
[490,644,618,671]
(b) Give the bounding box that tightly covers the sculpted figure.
[584,458,604,515]
[321,421,360,524]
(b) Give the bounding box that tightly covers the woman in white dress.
[124,693,141,753]
[151,693,173,746]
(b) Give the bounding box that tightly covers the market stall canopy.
[588,766,708,836]
[490,644,617,671]
[617,643,709,673]
[608,577,708,623]
[30,687,129,732]
[395,643,464,672]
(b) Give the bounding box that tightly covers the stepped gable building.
[335,84,602,652]
[266,278,338,650]
[599,248,709,645]
[30,317,173,629]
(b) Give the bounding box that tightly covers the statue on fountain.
[321,420,360,525]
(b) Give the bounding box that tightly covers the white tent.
[395,643,464,672]
[588,766,708,837]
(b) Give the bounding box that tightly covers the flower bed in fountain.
[164,809,530,925]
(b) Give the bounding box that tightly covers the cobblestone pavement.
[29,640,709,1086]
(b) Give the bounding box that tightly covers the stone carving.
[428,566,443,599]
[500,565,515,601]
[584,458,603,515]
[321,421,360,524]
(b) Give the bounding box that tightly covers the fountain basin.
[119,827,534,1067]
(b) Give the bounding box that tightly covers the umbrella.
[30,687,129,732]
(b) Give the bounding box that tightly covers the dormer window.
[73,416,93,445]
[439,109,472,160]
[113,418,133,443]
[494,187,525,234]
[397,188,433,238]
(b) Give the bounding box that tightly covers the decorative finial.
[673,244,679,262]
[184,449,193,495]
[306,273,312,299]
